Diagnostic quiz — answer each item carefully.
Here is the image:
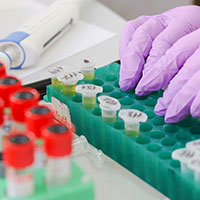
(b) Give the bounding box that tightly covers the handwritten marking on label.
[103,97,118,105]
[61,72,79,80]
[179,149,195,158]
[49,66,63,74]
[128,111,142,118]
[82,85,96,90]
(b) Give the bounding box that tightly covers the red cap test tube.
[3,134,34,198]
[25,104,54,168]
[42,122,74,186]
[9,87,40,131]
[0,76,22,107]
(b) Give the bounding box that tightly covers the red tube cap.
[4,134,34,169]
[42,122,74,157]
[0,62,6,77]
[0,98,5,125]
[25,105,54,138]
[0,76,22,107]
[9,87,40,122]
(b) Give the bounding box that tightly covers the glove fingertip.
[154,98,166,116]
[191,102,200,118]
[119,79,136,91]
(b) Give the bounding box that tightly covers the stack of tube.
[0,71,75,199]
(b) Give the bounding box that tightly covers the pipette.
[98,95,121,123]
[58,71,83,96]
[0,0,80,69]
[119,109,148,137]
[80,59,95,80]
[172,148,198,177]
[76,84,103,109]
[49,66,65,91]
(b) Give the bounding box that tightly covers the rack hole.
[152,117,165,126]
[161,138,176,146]
[159,151,171,160]
[105,75,118,82]
[92,108,101,116]
[114,121,124,130]
[120,98,134,106]
[103,85,114,93]
[110,92,124,99]
[140,123,153,132]
[136,136,150,145]
[147,144,161,152]
[72,95,82,103]
[131,104,145,112]
[150,131,164,139]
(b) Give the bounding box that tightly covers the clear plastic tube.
[6,166,34,198]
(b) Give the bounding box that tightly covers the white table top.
[30,0,168,199]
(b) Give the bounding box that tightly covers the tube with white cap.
[98,95,121,123]
[0,0,80,69]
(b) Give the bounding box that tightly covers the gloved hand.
[119,6,200,123]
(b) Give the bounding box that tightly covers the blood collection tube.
[42,122,74,186]
[9,87,40,132]
[49,66,65,91]
[0,76,22,139]
[58,71,83,96]
[4,134,34,198]
[98,95,121,123]
[0,62,6,77]
[25,104,54,168]
[80,59,95,81]
[76,84,103,109]
[0,76,22,108]
[0,98,5,177]
[119,109,148,137]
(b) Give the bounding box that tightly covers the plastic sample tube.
[80,59,95,81]
[119,109,148,137]
[25,105,54,168]
[42,122,74,186]
[4,134,34,198]
[58,72,83,96]
[49,66,65,91]
[188,158,200,184]
[172,148,199,177]
[76,84,103,109]
[0,76,22,107]
[0,76,22,140]
[0,98,5,177]
[0,62,6,77]
[98,95,121,123]
[72,135,104,168]
[9,87,40,132]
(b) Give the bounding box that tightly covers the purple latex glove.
[119,6,200,123]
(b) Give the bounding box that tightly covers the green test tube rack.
[0,163,94,200]
[44,62,200,200]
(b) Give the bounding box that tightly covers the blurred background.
[99,0,197,20]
